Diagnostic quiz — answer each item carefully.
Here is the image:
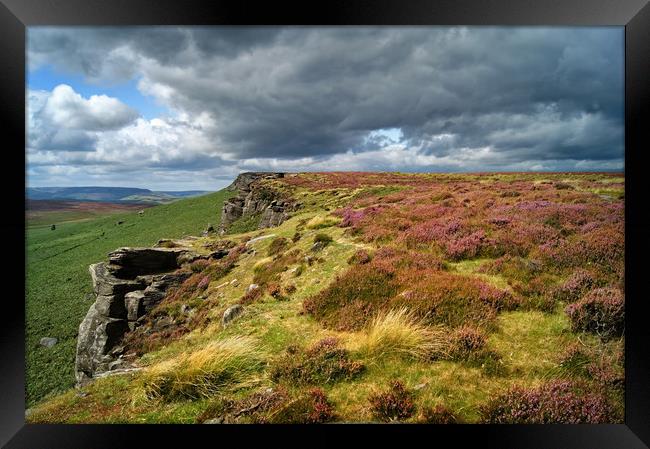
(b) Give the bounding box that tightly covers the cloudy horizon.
[26,26,624,191]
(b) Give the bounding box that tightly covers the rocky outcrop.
[220,172,300,232]
[75,247,200,385]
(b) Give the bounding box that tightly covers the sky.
[26,26,624,191]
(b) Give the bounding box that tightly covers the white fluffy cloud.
[27,84,139,155]
[42,84,138,131]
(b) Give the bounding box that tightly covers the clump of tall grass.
[139,336,265,401]
[306,215,340,230]
[351,308,449,361]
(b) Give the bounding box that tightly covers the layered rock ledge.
[75,246,203,385]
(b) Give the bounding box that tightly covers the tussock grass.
[351,308,449,361]
[306,215,340,229]
[253,257,274,271]
[139,336,265,401]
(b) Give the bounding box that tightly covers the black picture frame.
[2,0,649,447]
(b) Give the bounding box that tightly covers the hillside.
[27,172,625,423]
[26,189,233,406]
[26,200,151,228]
[26,187,212,205]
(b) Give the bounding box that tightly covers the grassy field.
[27,173,624,423]
[26,189,232,407]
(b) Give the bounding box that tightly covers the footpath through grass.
[26,189,232,407]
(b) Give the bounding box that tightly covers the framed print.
[2,0,649,447]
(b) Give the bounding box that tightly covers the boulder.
[39,337,58,348]
[222,304,244,325]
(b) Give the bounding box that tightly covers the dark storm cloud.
[28,26,624,173]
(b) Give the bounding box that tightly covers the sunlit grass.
[349,308,449,362]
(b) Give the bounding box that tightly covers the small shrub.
[267,282,284,300]
[368,380,415,422]
[267,237,289,257]
[293,264,305,277]
[267,388,335,424]
[240,286,263,305]
[446,326,505,375]
[303,263,399,331]
[284,283,297,295]
[292,232,302,243]
[196,276,210,291]
[448,326,487,361]
[500,190,521,198]
[551,269,600,303]
[353,308,449,361]
[313,233,333,245]
[189,259,211,273]
[565,288,624,339]
[419,405,461,424]
[480,380,620,423]
[389,272,503,330]
[347,249,371,265]
[270,337,364,385]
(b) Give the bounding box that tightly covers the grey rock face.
[76,251,193,385]
[125,290,145,322]
[39,337,58,348]
[89,262,145,297]
[222,304,244,326]
[219,172,299,232]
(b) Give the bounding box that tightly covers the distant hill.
[26,187,213,204]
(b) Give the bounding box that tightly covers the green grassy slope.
[26,189,232,407]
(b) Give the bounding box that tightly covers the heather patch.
[303,262,400,330]
[565,288,624,339]
[368,380,416,422]
[480,380,621,423]
[270,337,364,385]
